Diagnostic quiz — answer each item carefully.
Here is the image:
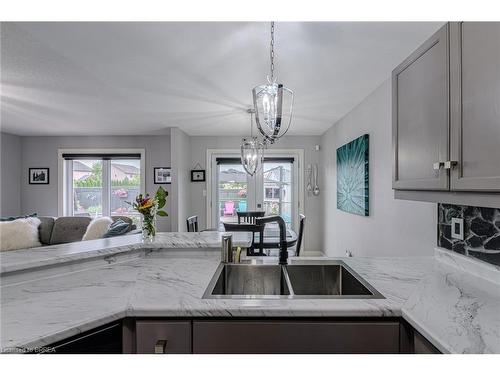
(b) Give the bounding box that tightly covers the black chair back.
[295,214,306,256]
[186,215,198,232]
[223,222,265,255]
[237,211,265,224]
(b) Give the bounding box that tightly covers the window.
[210,153,300,231]
[61,151,144,224]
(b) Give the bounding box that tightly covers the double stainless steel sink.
[203,260,383,299]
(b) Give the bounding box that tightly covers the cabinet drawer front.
[135,320,191,354]
[193,320,399,354]
[392,24,450,191]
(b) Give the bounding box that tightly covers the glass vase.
[141,210,157,243]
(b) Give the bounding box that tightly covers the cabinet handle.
[433,162,444,170]
[444,161,458,169]
[154,339,167,354]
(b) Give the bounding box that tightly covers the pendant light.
[241,108,265,176]
[253,21,294,144]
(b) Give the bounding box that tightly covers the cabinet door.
[135,320,191,354]
[414,330,441,354]
[450,22,500,191]
[392,24,450,190]
[193,320,400,354]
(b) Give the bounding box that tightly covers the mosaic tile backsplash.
[438,203,500,266]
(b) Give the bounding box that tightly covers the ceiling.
[0,22,443,136]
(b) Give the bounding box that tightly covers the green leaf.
[157,210,168,217]
[155,186,167,209]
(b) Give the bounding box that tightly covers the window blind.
[62,153,141,160]
[216,157,294,164]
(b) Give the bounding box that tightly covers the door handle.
[433,162,444,170]
[154,339,168,354]
[444,161,458,169]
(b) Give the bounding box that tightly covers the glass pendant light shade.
[252,21,294,144]
[240,136,264,176]
[252,81,294,144]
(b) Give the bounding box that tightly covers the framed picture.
[29,168,50,185]
[191,169,205,182]
[336,134,369,216]
[154,167,171,184]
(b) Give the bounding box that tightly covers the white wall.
[170,128,191,231]
[0,132,22,217]
[19,135,172,231]
[188,135,323,254]
[321,79,436,257]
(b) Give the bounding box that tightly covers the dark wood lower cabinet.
[135,320,192,354]
[45,317,441,354]
[413,330,441,354]
[192,320,400,354]
[49,322,122,354]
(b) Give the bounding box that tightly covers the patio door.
[257,158,295,229]
[209,151,302,231]
[214,158,256,227]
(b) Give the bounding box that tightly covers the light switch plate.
[451,218,464,240]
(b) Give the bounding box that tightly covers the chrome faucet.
[256,215,288,265]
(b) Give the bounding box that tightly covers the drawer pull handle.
[154,339,167,354]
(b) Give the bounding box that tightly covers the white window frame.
[58,148,146,217]
[206,148,304,231]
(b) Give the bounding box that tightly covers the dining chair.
[237,211,265,224]
[223,222,264,256]
[186,215,198,232]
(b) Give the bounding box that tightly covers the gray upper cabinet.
[392,24,450,190]
[393,22,500,193]
[450,22,500,191]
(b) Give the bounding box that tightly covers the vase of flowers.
[127,187,168,242]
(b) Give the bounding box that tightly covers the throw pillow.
[103,219,131,238]
[0,213,37,222]
[0,217,42,251]
[82,217,113,241]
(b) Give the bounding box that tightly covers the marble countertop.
[1,243,498,354]
[0,232,253,274]
[402,248,500,354]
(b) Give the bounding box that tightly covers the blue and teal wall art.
[336,134,369,216]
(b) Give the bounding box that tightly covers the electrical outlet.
[451,218,464,240]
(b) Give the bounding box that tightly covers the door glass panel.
[110,159,141,226]
[217,163,248,226]
[263,161,293,228]
[72,160,102,217]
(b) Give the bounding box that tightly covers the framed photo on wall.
[191,169,205,182]
[29,168,50,185]
[154,167,171,184]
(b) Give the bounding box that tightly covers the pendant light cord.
[269,21,275,82]
[250,111,253,137]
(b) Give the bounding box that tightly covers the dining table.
[207,223,298,251]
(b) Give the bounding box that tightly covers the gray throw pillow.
[0,213,37,222]
[103,219,130,238]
